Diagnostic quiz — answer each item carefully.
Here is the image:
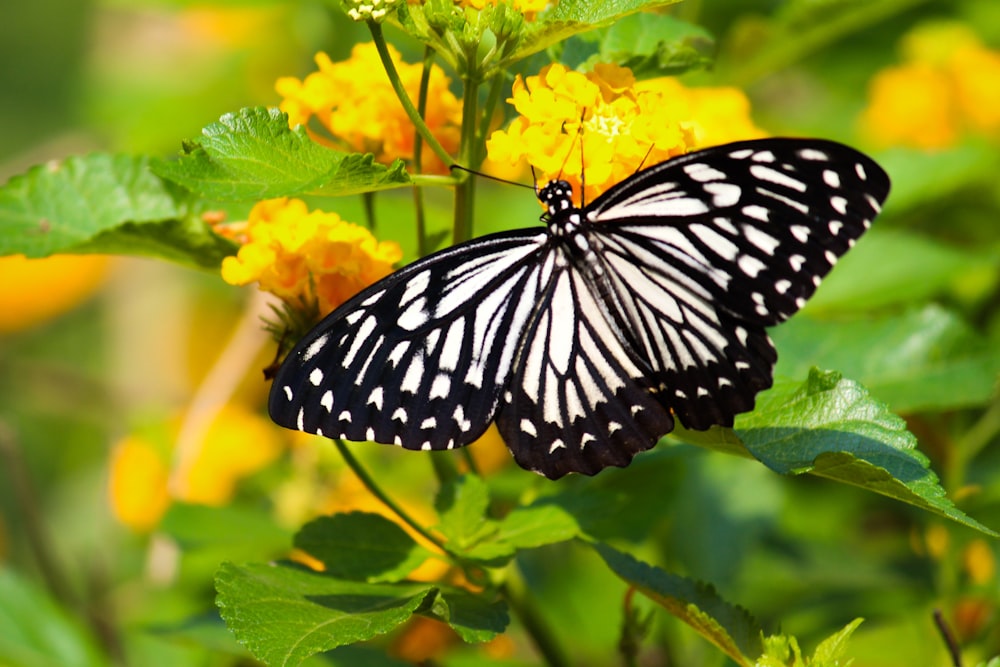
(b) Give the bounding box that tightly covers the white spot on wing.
[302,333,330,362]
[309,368,324,386]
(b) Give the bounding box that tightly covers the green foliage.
[0,153,234,269]
[153,107,412,201]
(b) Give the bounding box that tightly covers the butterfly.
[268,138,890,479]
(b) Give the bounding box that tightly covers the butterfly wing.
[495,253,675,478]
[583,138,890,429]
[269,229,552,451]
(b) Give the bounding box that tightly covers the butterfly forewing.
[269,230,550,451]
[588,138,889,326]
[269,138,890,478]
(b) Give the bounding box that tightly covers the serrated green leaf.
[154,107,411,201]
[773,305,1000,412]
[594,544,762,667]
[508,0,682,65]
[0,153,227,267]
[568,14,714,77]
[215,562,433,667]
[809,618,864,666]
[435,474,497,550]
[293,513,433,583]
[494,502,582,549]
[421,588,509,643]
[0,567,109,667]
[70,215,237,269]
[735,369,995,534]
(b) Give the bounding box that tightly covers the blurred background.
[1,0,999,665]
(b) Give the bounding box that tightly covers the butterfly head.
[538,180,576,220]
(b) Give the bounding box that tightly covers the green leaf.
[0,153,229,269]
[494,502,583,549]
[564,14,714,77]
[809,618,864,666]
[731,369,995,534]
[421,588,509,643]
[70,216,237,270]
[435,474,494,548]
[594,544,762,667]
[509,0,683,65]
[154,107,411,201]
[215,562,433,667]
[0,567,109,667]
[773,305,1000,412]
[293,513,433,583]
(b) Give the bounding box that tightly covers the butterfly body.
[269,138,890,479]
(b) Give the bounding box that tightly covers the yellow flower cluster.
[460,0,550,14]
[487,63,765,205]
[860,23,1000,149]
[108,405,283,531]
[219,198,402,316]
[276,44,462,174]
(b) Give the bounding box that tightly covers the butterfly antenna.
[635,144,656,173]
[449,164,535,191]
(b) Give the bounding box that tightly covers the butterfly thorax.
[539,179,599,264]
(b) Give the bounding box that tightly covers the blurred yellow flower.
[276,44,462,174]
[108,435,172,532]
[860,22,1000,149]
[460,0,550,14]
[0,254,110,333]
[174,404,283,505]
[108,405,287,531]
[486,63,764,205]
[219,198,402,317]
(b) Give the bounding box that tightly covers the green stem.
[368,21,454,169]
[453,72,481,243]
[476,71,507,166]
[332,438,448,552]
[413,46,434,258]
[362,191,377,232]
[502,568,572,667]
[946,399,1000,493]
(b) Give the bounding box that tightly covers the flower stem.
[332,438,448,552]
[368,20,454,170]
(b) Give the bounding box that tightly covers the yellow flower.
[0,254,110,332]
[276,45,462,174]
[219,198,402,316]
[486,63,764,205]
[860,22,1000,148]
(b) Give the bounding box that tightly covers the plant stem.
[332,438,448,552]
[502,567,572,667]
[453,71,481,243]
[413,46,434,258]
[368,20,454,169]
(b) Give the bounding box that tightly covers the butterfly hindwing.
[269,229,550,451]
[496,254,674,478]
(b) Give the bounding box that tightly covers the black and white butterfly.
[268,138,890,479]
